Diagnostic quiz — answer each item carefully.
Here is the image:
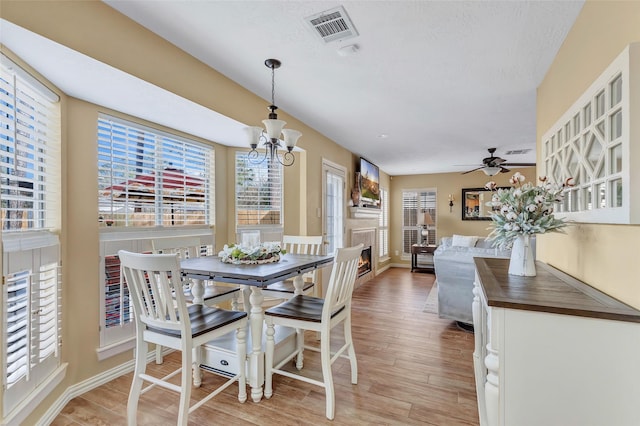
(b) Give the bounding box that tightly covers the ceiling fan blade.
[492,158,506,165]
[499,166,511,173]
[461,166,484,175]
[502,162,536,166]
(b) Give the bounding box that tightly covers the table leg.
[292,275,304,295]
[190,278,205,305]
[248,287,265,402]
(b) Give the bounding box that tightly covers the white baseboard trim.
[36,348,173,426]
[2,363,67,426]
[376,263,391,274]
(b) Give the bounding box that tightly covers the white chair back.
[119,251,188,334]
[283,235,323,283]
[322,244,363,320]
[152,236,206,259]
[282,235,323,255]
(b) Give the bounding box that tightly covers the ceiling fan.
[461,148,535,176]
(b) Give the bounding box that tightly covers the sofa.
[433,235,515,326]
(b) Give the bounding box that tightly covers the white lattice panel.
[542,43,640,224]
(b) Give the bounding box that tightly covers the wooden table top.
[474,257,640,323]
[180,253,334,286]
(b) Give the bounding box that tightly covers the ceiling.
[4,1,585,176]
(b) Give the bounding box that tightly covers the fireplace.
[350,227,376,288]
[358,246,372,277]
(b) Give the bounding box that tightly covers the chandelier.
[245,59,302,166]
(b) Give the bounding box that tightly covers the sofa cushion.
[451,234,479,247]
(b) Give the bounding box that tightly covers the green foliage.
[485,173,572,249]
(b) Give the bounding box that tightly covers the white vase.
[509,234,536,276]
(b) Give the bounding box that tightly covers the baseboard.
[375,263,391,274]
[36,348,173,426]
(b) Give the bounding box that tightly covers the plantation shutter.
[378,188,389,258]
[235,152,283,226]
[1,54,62,418]
[402,189,437,254]
[97,115,213,228]
[96,115,214,351]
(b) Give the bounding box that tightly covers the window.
[96,115,214,353]
[323,161,346,256]
[401,189,437,256]
[235,152,283,227]
[378,187,389,258]
[98,115,213,227]
[1,54,63,420]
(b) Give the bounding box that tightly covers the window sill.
[96,337,135,361]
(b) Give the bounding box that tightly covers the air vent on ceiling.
[504,149,533,155]
[305,6,358,43]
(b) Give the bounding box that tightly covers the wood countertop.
[474,257,640,323]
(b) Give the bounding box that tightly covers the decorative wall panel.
[542,43,639,224]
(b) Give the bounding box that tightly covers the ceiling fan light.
[483,166,501,176]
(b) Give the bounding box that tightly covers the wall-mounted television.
[358,157,380,208]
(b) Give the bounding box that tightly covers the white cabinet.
[473,258,640,426]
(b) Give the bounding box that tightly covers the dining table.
[180,253,334,402]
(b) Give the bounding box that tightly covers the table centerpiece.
[218,242,286,265]
[485,172,573,276]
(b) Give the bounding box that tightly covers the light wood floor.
[52,268,479,425]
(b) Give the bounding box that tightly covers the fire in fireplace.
[357,246,372,277]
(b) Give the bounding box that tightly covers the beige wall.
[388,167,536,265]
[537,0,640,309]
[2,1,354,423]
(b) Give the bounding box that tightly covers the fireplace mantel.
[349,206,381,219]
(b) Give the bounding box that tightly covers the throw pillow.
[451,234,479,247]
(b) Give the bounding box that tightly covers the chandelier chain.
[271,65,276,107]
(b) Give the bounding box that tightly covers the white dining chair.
[118,250,248,426]
[261,235,324,302]
[264,243,363,420]
[151,236,243,363]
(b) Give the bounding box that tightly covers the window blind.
[378,187,389,258]
[402,189,437,254]
[235,152,282,226]
[1,55,62,418]
[0,54,61,232]
[97,115,213,227]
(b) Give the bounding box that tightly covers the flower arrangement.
[485,172,574,249]
[218,242,286,265]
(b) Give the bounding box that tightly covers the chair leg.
[155,344,163,364]
[295,327,304,370]
[236,325,248,403]
[178,346,193,426]
[320,329,335,420]
[192,346,202,387]
[344,314,358,384]
[264,320,275,399]
[128,335,147,426]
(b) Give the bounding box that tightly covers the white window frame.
[235,151,283,242]
[1,53,64,423]
[96,115,215,354]
[401,189,437,258]
[98,114,214,228]
[322,160,346,256]
[378,187,389,259]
